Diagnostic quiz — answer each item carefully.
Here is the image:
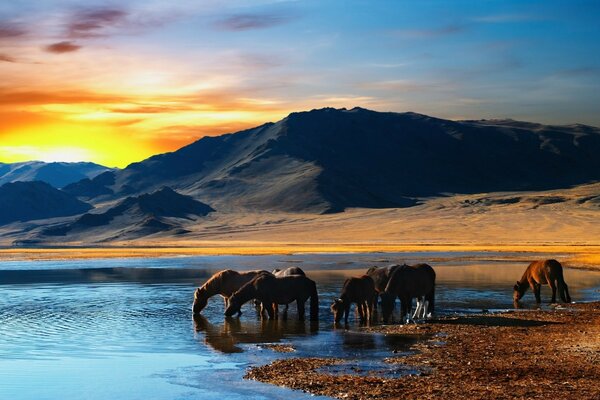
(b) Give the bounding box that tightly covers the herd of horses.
[192,259,571,325]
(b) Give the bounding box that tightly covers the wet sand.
[246,302,600,399]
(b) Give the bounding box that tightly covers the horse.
[192,269,270,315]
[271,267,307,316]
[273,266,306,277]
[366,264,401,308]
[380,263,436,324]
[225,274,319,321]
[330,275,377,325]
[513,259,571,304]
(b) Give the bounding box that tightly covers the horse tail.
[556,264,571,303]
[426,284,435,314]
[427,267,436,314]
[309,280,319,321]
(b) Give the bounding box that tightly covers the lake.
[1,252,599,399]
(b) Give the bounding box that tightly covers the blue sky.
[1,0,599,165]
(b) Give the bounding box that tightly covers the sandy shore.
[246,302,600,399]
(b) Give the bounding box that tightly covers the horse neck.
[201,276,223,297]
[232,281,257,303]
[518,270,530,286]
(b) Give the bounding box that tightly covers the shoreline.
[246,302,600,399]
[0,244,599,270]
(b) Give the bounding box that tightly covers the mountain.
[0,181,92,224]
[63,107,600,214]
[43,187,214,239]
[0,161,114,188]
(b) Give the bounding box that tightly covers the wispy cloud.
[392,24,467,39]
[45,41,81,54]
[472,14,541,23]
[67,7,128,39]
[0,53,16,62]
[214,11,296,31]
[0,21,27,39]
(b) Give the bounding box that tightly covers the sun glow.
[0,122,160,168]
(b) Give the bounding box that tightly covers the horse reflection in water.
[193,314,318,354]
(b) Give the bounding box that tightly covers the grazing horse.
[330,275,377,325]
[513,259,571,304]
[366,264,401,308]
[380,264,436,324]
[225,274,319,321]
[192,270,270,315]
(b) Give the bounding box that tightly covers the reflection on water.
[193,315,319,354]
[0,252,599,399]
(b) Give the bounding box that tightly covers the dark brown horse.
[192,269,270,315]
[271,267,306,315]
[513,259,571,304]
[366,264,401,308]
[380,264,436,324]
[330,275,377,325]
[225,274,319,321]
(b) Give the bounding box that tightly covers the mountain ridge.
[63,107,600,214]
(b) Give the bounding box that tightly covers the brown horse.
[380,264,436,324]
[192,270,270,315]
[330,275,377,325]
[271,267,306,315]
[513,259,571,304]
[225,274,319,321]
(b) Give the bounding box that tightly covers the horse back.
[386,264,435,297]
[527,259,563,283]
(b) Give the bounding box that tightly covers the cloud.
[0,89,126,106]
[0,22,27,39]
[0,53,16,62]
[45,41,81,54]
[392,24,467,39]
[214,11,295,31]
[67,7,128,39]
[472,14,540,24]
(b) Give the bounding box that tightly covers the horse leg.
[297,299,306,321]
[549,280,557,303]
[530,281,541,303]
[344,303,351,325]
[562,281,571,303]
[412,297,423,320]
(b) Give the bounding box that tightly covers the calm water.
[1,252,599,399]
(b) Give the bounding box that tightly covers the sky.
[1,0,599,168]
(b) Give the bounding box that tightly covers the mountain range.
[1,107,599,244]
[64,107,600,213]
[0,161,114,188]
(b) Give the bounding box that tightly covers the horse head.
[224,295,243,317]
[192,288,208,314]
[513,281,525,302]
[330,298,344,323]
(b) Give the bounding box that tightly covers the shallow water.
[1,252,599,399]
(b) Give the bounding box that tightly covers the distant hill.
[64,107,600,213]
[0,181,92,224]
[43,187,214,239]
[0,161,114,188]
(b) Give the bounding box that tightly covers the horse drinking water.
[330,275,377,325]
[513,259,571,304]
[225,273,319,321]
[192,270,270,315]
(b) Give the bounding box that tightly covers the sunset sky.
[1,0,599,167]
